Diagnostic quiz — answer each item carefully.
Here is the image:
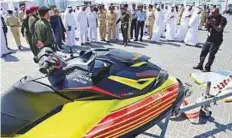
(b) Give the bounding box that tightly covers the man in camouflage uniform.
[21,8,36,56]
[34,6,55,52]
[28,6,40,57]
[124,4,132,42]
[117,6,130,46]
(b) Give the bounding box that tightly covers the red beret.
[30,6,38,11]
[25,8,31,14]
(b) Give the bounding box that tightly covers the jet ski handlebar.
[37,48,65,74]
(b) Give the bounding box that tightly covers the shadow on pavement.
[94,41,113,46]
[141,132,161,138]
[193,117,232,138]
[1,54,19,62]
[160,40,181,47]
[130,41,148,46]
[127,43,147,48]
[20,47,31,52]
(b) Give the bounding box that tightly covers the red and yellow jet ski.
[1,48,185,138]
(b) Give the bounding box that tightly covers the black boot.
[33,57,38,63]
[58,45,64,50]
[193,57,205,70]
[55,46,60,51]
[18,45,23,51]
[203,67,211,72]
[193,65,203,70]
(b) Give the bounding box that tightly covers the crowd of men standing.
[0,3,227,71]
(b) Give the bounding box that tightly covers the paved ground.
[1,15,232,138]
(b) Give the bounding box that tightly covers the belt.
[10,25,18,27]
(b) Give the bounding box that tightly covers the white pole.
[224,0,228,12]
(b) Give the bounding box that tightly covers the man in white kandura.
[165,6,176,41]
[75,5,80,40]
[87,5,98,42]
[1,13,12,57]
[184,7,201,46]
[77,6,88,45]
[175,6,193,42]
[64,7,76,53]
[151,5,164,43]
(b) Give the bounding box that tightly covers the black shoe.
[18,46,23,50]
[140,38,143,42]
[69,47,73,53]
[58,45,64,50]
[193,65,203,70]
[55,47,61,51]
[81,43,84,45]
[203,67,211,72]
[33,57,38,63]
[7,47,12,50]
[1,54,7,58]
[106,41,110,43]
[134,39,138,41]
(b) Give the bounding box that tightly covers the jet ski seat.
[63,50,97,72]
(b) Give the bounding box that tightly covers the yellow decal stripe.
[108,76,155,90]
[131,62,147,67]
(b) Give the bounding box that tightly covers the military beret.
[38,6,50,12]
[25,8,31,14]
[30,5,39,11]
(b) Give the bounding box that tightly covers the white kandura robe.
[1,19,9,57]
[87,11,98,42]
[184,13,200,46]
[75,9,80,39]
[151,10,165,42]
[166,11,176,41]
[161,9,169,36]
[175,9,192,41]
[77,10,88,44]
[64,12,76,46]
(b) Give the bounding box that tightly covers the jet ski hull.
[11,76,184,138]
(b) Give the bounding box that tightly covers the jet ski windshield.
[79,50,97,63]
